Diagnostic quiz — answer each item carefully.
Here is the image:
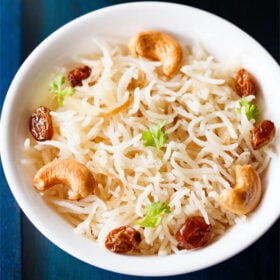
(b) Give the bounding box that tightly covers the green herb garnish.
[135,201,171,228]
[237,97,259,120]
[142,120,168,159]
[49,73,75,106]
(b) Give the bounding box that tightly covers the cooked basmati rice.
[23,37,274,255]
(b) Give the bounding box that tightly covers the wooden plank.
[0,1,22,280]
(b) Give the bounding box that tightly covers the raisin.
[29,106,53,141]
[235,68,257,97]
[175,216,212,250]
[251,120,276,150]
[105,226,142,253]
[67,65,91,87]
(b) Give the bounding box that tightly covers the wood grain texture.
[0,0,279,279]
[0,1,22,280]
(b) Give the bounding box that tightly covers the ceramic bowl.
[1,2,279,276]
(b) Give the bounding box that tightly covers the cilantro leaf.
[135,201,171,227]
[49,73,75,106]
[142,120,168,158]
[237,97,259,120]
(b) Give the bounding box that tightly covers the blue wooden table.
[0,1,279,279]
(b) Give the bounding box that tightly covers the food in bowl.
[22,31,276,256]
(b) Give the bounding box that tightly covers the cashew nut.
[128,31,183,77]
[219,165,262,215]
[33,159,96,200]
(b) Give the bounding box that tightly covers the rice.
[23,37,274,255]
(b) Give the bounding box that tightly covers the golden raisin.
[68,65,91,87]
[29,106,53,141]
[251,120,276,150]
[235,69,257,97]
[105,226,141,253]
[175,216,212,249]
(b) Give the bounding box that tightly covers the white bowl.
[1,1,280,276]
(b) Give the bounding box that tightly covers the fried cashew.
[128,31,182,77]
[219,165,262,215]
[33,159,96,200]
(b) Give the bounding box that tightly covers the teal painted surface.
[0,0,279,279]
[0,1,22,280]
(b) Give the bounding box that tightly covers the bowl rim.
[1,1,280,276]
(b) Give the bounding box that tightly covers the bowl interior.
[1,2,280,276]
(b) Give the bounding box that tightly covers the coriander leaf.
[141,120,168,159]
[135,201,171,228]
[49,73,75,106]
[142,131,155,147]
[237,97,259,120]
